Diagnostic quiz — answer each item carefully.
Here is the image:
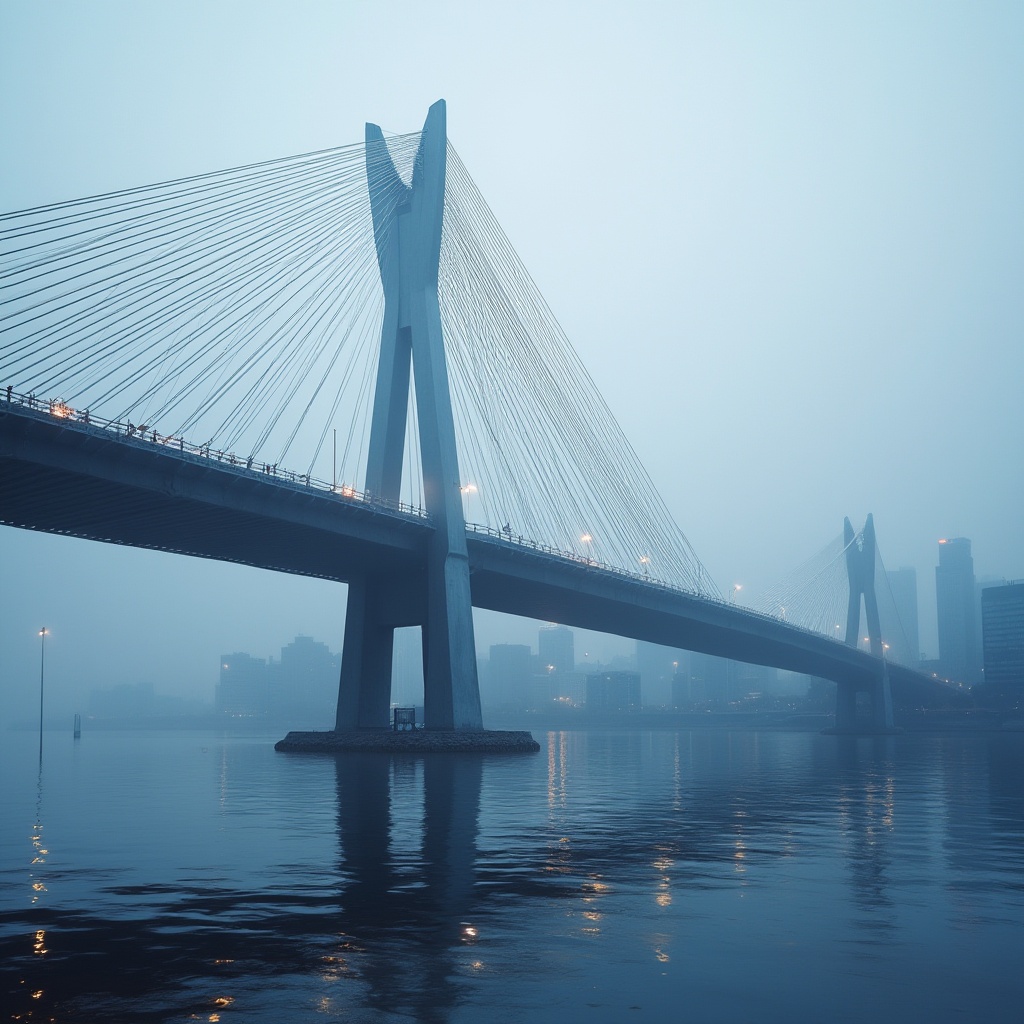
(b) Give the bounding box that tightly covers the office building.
[218,652,269,717]
[270,636,341,725]
[539,624,575,675]
[981,581,1024,696]
[585,671,641,712]
[935,538,981,683]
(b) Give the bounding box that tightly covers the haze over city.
[2,1,1022,723]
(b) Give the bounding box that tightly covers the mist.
[2,1,1022,723]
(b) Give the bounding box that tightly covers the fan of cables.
[439,144,716,597]
[1,130,718,596]
[0,135,425,493]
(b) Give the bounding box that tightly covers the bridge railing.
[465,520,685,589]
[2,387,430,522]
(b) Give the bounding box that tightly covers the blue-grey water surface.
[3,727,1023,1023]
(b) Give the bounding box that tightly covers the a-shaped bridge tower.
[836,514,895,732]
[336,100,482,731]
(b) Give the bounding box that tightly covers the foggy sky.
[2,1,1022,722]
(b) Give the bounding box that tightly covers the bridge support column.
[335,100,483,732]
[335,578,396,730]
[872,661,895,731]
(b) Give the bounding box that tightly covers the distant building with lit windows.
[585,671,641,713]
[539,625,574,675]
[219,636,340,726]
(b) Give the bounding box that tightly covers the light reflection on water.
[1,728,1023,1022]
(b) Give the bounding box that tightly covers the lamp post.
[38,627,48,761]
[580,533,593,563]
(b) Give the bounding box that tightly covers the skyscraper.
[935,538,981,683]
[538,625,574,675]
[981,581,1024,698]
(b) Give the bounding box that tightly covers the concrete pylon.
[335,100,483,731]
[836,513,894,731]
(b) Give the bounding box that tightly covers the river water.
[2,726,1023,1023]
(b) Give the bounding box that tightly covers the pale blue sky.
[2,2,1022,718]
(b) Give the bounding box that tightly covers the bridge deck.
[1,400,937,700]
[1,401,428,581]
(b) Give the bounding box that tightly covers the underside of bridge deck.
[0,407,428,582]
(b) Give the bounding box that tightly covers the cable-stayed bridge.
[0,101,938,733]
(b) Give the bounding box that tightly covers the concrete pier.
[275,729,540,754]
